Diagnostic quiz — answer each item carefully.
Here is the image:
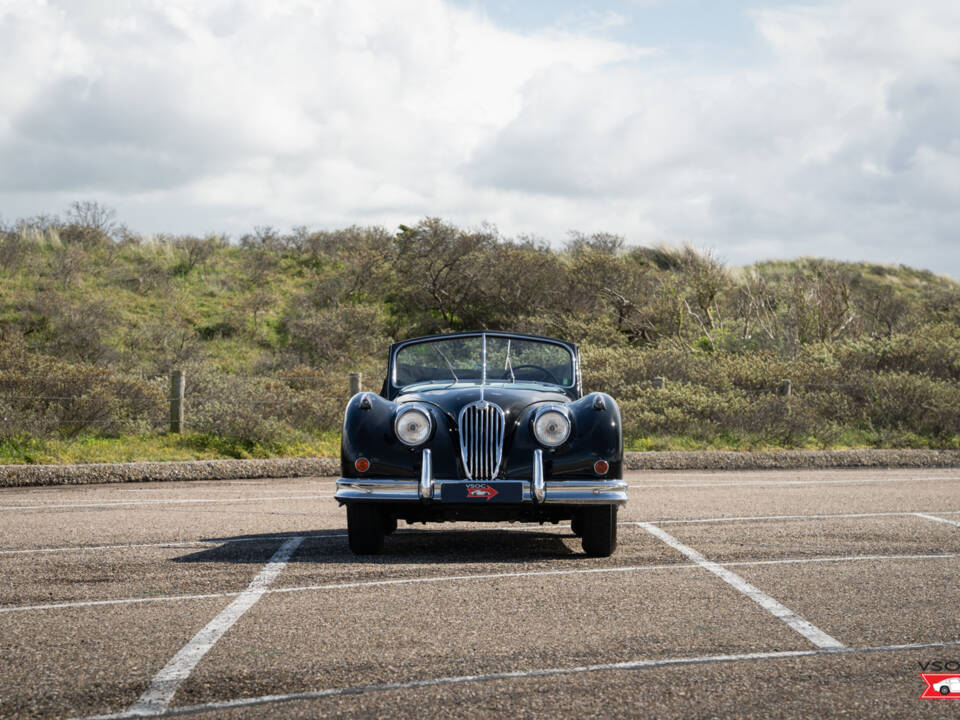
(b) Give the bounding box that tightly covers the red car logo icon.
[921,674,960,698]
[466,485,498,501]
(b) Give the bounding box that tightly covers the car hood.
[396,383,571,423]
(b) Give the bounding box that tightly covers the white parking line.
[0,540,216,555]
[0,495,334,511]
[6,550,959,615]
[637,522,845,649]
[126,536,304,716]
[0,534,345,556]
[646,509,960,525]
[0,590,249,613]
[6,509,960,555]
[0,524,574,556]
[914,512,960,528]
[0,525,579,556]
[733,552,960,567]
[76,638,960,719]
[630,476,960,489]
[1,475,955,509]
[1,562,701,614]
[262,551,960,598]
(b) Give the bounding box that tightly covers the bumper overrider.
[335,449,628,506]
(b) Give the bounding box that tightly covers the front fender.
[340,393,460,478]
[504,392,622,479]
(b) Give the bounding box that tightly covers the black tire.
[941,686,951,696]
[347,503,385,555]
[570,512,583,537]
[581,505,617,557]
[381,513,398,535]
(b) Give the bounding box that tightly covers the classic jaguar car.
[334,331,626,556]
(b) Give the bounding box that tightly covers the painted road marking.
[650,510,960,524]
[630,476,960,489]
[7,550,959,615]
[0,529,561,556]
[3,474,956,510]
[0,540,222,555]
[1,479,956,510]
[637,522,845,649]
[914,512,960,528]
[0,495,334,511]
[76,638,960,719]
[0,534,345,555]
[125,537,303,716]
[5,509,960,555]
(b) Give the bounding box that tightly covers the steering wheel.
[511,364,561,385]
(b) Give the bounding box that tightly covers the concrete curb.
[2,449,959,488]
[622,449,960,471]
[0,457,341,488]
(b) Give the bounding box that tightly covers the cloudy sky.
[2,0,959,275]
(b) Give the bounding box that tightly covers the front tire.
[381,513,398,535]
[347,503,385,555]
[941,686,951,696]
[581,505,617,557]
[570,512,583,537]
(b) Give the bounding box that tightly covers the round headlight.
[533,407,571,447]
[394,405,432,446]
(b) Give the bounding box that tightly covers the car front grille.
[458,401,505,480]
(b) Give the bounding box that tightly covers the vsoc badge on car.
[443,481,523,503]
[335,331,627,557]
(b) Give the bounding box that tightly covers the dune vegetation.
[1,203,958,463]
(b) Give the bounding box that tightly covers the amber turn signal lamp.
[355,457,370,472]
[593,459,609,475]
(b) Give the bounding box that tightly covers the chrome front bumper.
[336,449,628,506]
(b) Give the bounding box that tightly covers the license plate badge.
[441,481,523,503]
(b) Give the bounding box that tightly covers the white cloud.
[0,0,640,223]
[466,0,960,272]
[0,0,959,275]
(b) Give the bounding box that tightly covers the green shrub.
[2,208,959,457]
[0,341,165,438]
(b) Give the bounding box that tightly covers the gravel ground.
[1,468,959,719]
[2,449,959,487]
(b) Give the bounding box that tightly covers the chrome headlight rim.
[394,403,434,447]
[532,403,572,448]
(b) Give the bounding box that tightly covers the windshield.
[393,335,575,388]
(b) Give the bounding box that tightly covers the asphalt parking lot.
[2,468,960,719]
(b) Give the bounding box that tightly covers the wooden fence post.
[778,379,792,397]
[170,370,185,433]
[349,372,362,396]
[653,376,666,390]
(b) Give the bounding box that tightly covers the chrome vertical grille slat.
[458,401,505,481]
[471,406,477,476]
[482,408,488,478]
[479,405,484,478]
[484,409,489,478]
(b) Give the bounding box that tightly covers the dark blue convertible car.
[335,331,626,556]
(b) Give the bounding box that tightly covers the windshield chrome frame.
[390,331,579,398]
[480,333,487,401]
